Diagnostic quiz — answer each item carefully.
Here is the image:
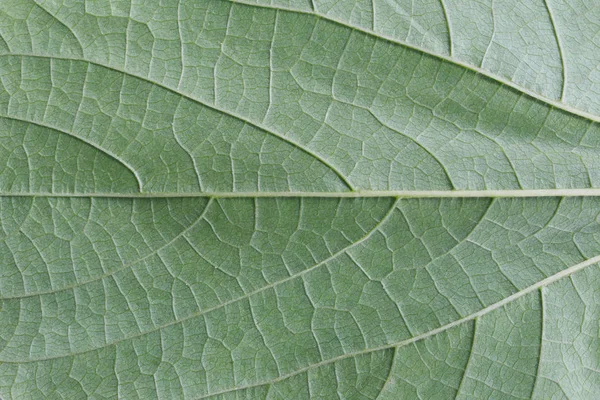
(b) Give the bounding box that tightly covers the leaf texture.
[0,0,600,399]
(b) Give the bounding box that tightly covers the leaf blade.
[1,1,600,399]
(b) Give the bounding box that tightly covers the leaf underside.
[0,0,600,399]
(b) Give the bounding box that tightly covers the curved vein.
[454,318,478,397]
[543,0,567,101]
[439,0,453,56]
[376,347,396,399]
[0,199,214,300]
[172,97,204,191]
[481,0,496,68]
[0,53,355,191]
[0,31,9,53]
[31,0,84,56]
[0,198,400,363]
[226,0,600,123]
[190,253,600,399]
[0,114,143,191]
[529,287,546,398]
[351,103,455,189]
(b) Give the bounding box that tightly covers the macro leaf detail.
[0,0,599,399]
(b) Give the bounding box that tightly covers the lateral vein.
[226,0,600,123]
[191,253,600,399]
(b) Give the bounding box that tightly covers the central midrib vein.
[4,188,600,198]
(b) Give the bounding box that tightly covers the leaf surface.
[0,1,600,399]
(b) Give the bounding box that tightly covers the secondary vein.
[191,252,600,399]
[226,0,600,123]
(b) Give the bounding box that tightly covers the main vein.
[4,188,600,198]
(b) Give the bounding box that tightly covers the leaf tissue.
[0,0,599,398]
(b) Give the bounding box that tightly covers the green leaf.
[0,0,599,399]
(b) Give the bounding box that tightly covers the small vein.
[0,30,10,52]
[481,0,496,68]
[455,318,477,398]
[0,198,399,363]
[363,106,455,189]
[543,0,567,101]
[31,0,84,56]
[0,198,213,300]
[0,114,142,192]
[439,0,453,56]
[172,129,203,191]
[176,0,185,91]
[265,9,277,122]
[530,287,546,398]
[172,97,203,191]
[188,252,600,399]
[376,347,397,399]
[371,0,376,30]
[0,53,355,191]
[224,0,600,122]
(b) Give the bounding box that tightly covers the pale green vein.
[0,53,355,191]
[481,0,496,68]
[0,31,9,53]
[31,0,84,56]
[0,198,214,300]
[173,98,204,191]
[530,287,546,399]
[176,0,186,91]
[371,0,376,30]
[0,198,400,363]
[339,97,454,189]
[455,318,478,397]
[376,347,397,399]
[439,0,453,56]
[190,253,600,399]
[226,0,600,123]
[0,114,143,191]
[543,0,567,101]
[4,189,600,198]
